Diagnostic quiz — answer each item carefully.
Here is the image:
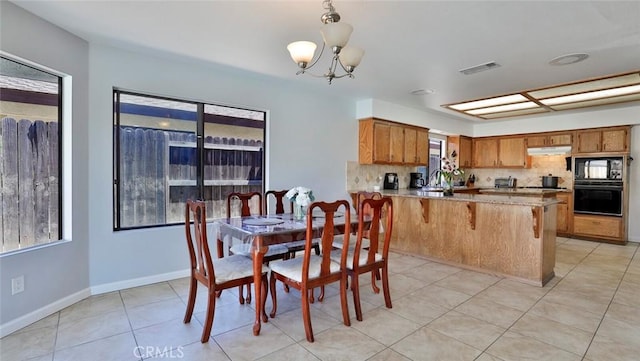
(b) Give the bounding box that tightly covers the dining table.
[211,210,363,336]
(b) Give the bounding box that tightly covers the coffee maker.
[383,173,399,190]
[409,172,425,188]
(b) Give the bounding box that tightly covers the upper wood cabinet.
[447,135,472,168]
[414,128,430,164]
[472,138,499,168]
[527,132,573,147]
[498,137,527,167]
[574,126,630,154]
[359,118,429,165]
[472,136,528,168]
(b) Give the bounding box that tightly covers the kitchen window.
[0,56,63,254]
[112,90,265,230]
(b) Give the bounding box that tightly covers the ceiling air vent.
[459,61,501,75]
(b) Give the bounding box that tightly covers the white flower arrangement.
[285,186,315,206]
[440,150,465,185]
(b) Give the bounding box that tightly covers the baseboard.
[1,269,190,338]
[0,288,91,338]
[90,269,190,295]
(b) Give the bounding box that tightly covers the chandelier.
[286,0,364,84]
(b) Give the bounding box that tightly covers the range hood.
[527,146,572,156]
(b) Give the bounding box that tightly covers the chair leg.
[238,285,245,305]
[370,272,380,294]
[201,288,217,343]
[381,265,392,309]
[301,286,315,343]
[339,274,351,327]
[313,244,320,255]
[261,276,269,322]
[351,272,363,321]
[183,276,197,323]
[269,273,278,318]
[246,284,252,304]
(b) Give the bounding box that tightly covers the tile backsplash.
[468,155,573,189]
[346,161,418,191]
[346,154,573,191]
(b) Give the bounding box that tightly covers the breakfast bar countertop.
[355,188,562,207]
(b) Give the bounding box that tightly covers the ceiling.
[10,0,640,122]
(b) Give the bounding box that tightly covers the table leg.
[252,236,266,336]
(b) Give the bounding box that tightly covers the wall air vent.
[459,61,501,75]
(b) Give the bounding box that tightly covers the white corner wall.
[628,126,640,242]
[0,2,90,334]
[88,44,359,289]
[356,98,474,136]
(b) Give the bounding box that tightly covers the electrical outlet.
[11,275,24,295]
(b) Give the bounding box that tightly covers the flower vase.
[443,180,454,196]
[294,203,306,220]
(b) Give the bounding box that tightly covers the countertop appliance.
[383,172,399,190]
[574,156,624,181]
[542,174,559,188]
[494,177,517,188]
[409,172,425,188]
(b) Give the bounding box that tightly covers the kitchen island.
[372,189,560,286]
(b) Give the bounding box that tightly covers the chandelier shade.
[286,0,364,84]
[287,41,318,66]
[320,22,353,48]
[339,46,364,68]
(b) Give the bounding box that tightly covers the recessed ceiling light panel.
[448,94,528,111]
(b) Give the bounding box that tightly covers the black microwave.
[574,157,624,181]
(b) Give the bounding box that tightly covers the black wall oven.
[573,156,625,217]
[574,182,623,216]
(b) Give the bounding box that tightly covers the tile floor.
[2,237,639,361]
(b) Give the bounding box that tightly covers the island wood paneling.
[389,196,556,286]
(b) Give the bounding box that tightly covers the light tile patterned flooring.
[2,237,639,361]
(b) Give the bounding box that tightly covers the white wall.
[628,126,640,242]
[88,44,359,288]
[356,98,474,136]
[0,1,90,332]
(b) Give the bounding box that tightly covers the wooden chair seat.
[330,249,382,269]
[269,255,340,282]
[213,254,270,282]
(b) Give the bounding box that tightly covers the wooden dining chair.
[183,199,268,343]
[221,191,289,304]
[268,200,352,342]
[331,197,393,321]
[265,190,320,258]
[333,191,383,250]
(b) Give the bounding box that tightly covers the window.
[113,90,265,230]
[0,56,63,254]
[427,138,445,186]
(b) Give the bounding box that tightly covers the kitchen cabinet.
[447,135,472,168]
[573,214,624,244]
[359,118,429,165]
[472,136,528,168]
[472,138,498,167]
[574,126,630,154]
[527,132,573,147]
[498,137,527,167]
[556,192,572,236]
